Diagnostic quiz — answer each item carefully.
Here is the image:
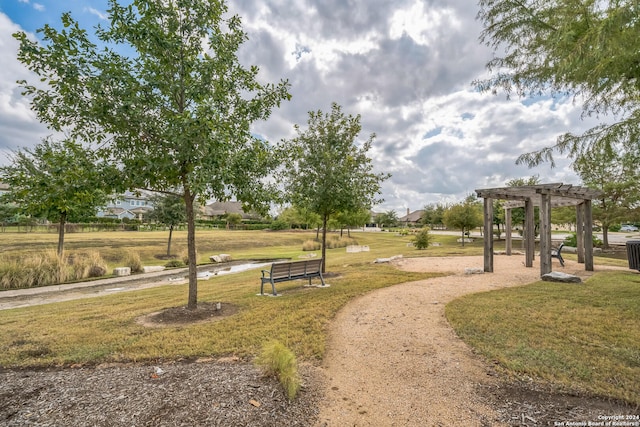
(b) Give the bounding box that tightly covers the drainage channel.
[0,260,279,311]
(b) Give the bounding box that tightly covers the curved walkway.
[315,255,616,426]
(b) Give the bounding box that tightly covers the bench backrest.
[271,259,322,279]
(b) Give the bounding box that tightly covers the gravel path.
[315,255,633,427]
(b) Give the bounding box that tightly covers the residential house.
[97,190,155,220]
[398,209,425,227]
[203,201,262,220]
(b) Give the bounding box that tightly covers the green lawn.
[1,228,637,406]
[446,270,640,405]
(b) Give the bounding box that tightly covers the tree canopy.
[572,143,640,247]
[476,0,640,166]
[0,139,111,255]
[285,103,389,270]
[443,196,483,246]
[15,0,290,308]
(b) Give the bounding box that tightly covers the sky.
[0,0,601,214]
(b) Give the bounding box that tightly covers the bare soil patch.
[136,302,239,328]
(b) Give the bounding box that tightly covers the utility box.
[626,240,640,271]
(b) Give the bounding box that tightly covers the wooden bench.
[260,258,326,296]
[551,243,565,267]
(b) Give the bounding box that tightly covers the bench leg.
[270,280,277,296]
[318,273,326,287]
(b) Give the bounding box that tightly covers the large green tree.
[476,0,640,165]
[421,203,446,228]
[572,144,640,247]
[0,139,110,255]
[285,103,390,272]
[15,0,290,309]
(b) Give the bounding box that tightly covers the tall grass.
[255,340,301,400]
[0,250,109,290]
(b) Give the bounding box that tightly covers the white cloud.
[32,3,44,12]
[0,2,599,213]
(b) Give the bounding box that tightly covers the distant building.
[399,209,425,226]
[97,190,155,220]
[0,182,9,198]
[203,201,263,220]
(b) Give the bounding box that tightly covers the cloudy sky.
[0,0,599,213]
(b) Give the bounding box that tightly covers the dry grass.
[446,270,640,405]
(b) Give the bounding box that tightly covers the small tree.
[443,196,483,247]
[285,103,390,272]
[572,144,640,248]
[376,210,399,229]
[0,139,111,255]
[413,227,431,250]
[225,212,243,229]
[147,193,186,257]
[15,1,291,309]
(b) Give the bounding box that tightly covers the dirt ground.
[1,254,637,426]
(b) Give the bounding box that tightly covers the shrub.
[254,340,301,400]
[413,227,431,250]
[165,259,185,268]
[563,232,603,248]
[270,218,290,231]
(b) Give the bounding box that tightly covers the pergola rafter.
[475,183,602,276]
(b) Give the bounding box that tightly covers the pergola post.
[576,203,585,264]
[483,197,494,272]
[584,200,594,271]
[505,207,512,255]
[539,192,552,275]
[475,183,601,276]
[525,198,535,267]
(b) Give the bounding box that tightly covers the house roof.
[204,201,261,219]
[399,210,425,223]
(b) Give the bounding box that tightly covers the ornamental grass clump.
[123,250,143,273]
[255,340,301,400]
[302,239,321,251]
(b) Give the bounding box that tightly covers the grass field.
[446,270,640,405]
[0,228,637,405]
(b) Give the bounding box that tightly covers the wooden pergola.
[475,183,602,276]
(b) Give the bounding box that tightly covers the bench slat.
[260,259,325,295]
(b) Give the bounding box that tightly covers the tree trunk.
[602,227,609,249]
[167,224,174,257]
[321,214,328,274]
[57,213,67,256]
[461,228,465,247]
[185,190,198,310]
